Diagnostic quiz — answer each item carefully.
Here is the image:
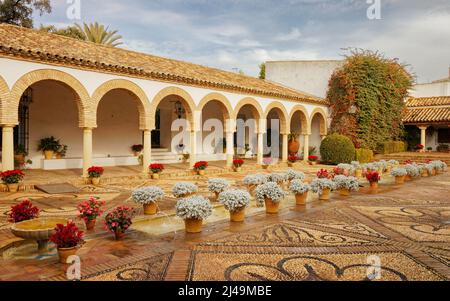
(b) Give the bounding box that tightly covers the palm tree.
[75,22,123,47]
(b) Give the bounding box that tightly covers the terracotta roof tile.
[403,96,450,123]
[0,24,326,105]
[406,96,450,107]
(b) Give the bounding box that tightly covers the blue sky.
[34,0,450,83]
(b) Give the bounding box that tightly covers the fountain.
[11,218,68,252]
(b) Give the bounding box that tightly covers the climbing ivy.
[327,49,414,150]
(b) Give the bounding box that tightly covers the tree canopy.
[0,0,51,28]
[327,49,414,150]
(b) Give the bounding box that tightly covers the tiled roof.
[0,24,326,105]
[403,96,450,124]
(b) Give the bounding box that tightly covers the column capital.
[418,125,429,130]
[1,124,16,129]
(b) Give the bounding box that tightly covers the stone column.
[418,126,428,151]
[2,125,15,171]
[189,130,197,168]
[281,133,289,163]
[82,128,93,178]
[226,131,235,168]
[257,132,264,165]
[303,134,310,162]
[142,129,152,174]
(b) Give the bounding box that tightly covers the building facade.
[0,25,330,176]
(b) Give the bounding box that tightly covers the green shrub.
[356,148,374,163]
[320,134,356,164]
[377,141,407,154]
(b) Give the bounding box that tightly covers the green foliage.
[377,141,407,154]
[0,0,51,28]
[355,148,374,163]
[38,136,61,152]
[76,22,123,47]
[39,24,85,40]
[327,49,414,150]
[320,134,356,164]
[259,63,266,79]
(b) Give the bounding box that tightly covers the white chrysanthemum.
[255,182,286,206]
[207,178,230,193]
[219,189,251,212]
[289,179,310,194]
[172,182,198,198]
[176,196,213,220]
[132,186,165,204]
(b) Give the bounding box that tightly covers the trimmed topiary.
[320,134,356,164]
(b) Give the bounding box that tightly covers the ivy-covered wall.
[327,49,414,150]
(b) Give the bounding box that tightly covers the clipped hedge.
[320,134,356,164]
[356,148,374,163]
[377,141,407,154]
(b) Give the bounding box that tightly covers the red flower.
[405,160,414,164]
[317,169,332,179]
[1,170,25,184]
[77,197,105,222]
[49,221,84,249]
[308,156,319,162]
[149,164,165,173]
[233,159,244,167]
[415,144,424,150]
[8,200,39,223]
[193,161,208,171]
[104,206,135,233]
[288,156,299,163]
[87,166,104,178]
[365,171,381,183]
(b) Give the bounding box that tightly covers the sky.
[33,0,450,83]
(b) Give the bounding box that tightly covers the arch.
[0,76,9,125]
[232,97,264,120]
[197,92,233,120]
[264,101,289,134]
[151,86,196,127]
[289,105,310,135]
[92,79,152,130]
[8,69,91,127]
[310,107,328,136]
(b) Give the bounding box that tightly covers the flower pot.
[262,165,269,170]
[91,177,101,186]
[214,192,220,201]
[230,207,246,222]
[234,167,242,172]
[339,188,351,196]
[288,139,300,155]
[197,170,206,176]
[85,219,96,231]
[185,218,203,233]
[264,198,280,214]
[355,170,363,178]
[44,150,54,160]
[7,183,19,193]
[421,170,429,177]
[143,202,157,215]
[114,231,125,241]
[386,167,392,174]
[405,175,412,181]
[395,176,405,185]
[14,154,25,165]
[288,163,294,167]
[247,185,256,197]
[55,153,63,159]
[151,173,160,180]
[57,247,78,264]
[370,182,379,190]
[310,162,317,166]
[295,192,308,205]
[319,188,331,201]
[432,169,437,176]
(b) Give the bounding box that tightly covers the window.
[438,128,450,144]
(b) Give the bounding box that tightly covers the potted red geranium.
[77,197,105,231]
[131,144,144,156]
[8,200,39,223]
[415,144,424,152]
[317,169,332,179]
[308,156,319,165]
[88,166,104,186]
[49,221,84,264]
[149,163,164,179]
[1,170,25,192]
[233,159,244,172]
[288,155,299,167]
[104,206,135,240]
[194,161,208,176]
[365,171,381,190]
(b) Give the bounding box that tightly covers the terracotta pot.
[44,150,54,160]
[214,192,220,201]
[288,139,300,155]
[143,202,157,215]
[370,182,379,190]
[114,231,125,241]
[151,173,160,180]
[288,163,294,167]
[421,170,429,177]
[85,219,96,231]
[262,165,269,170]
[58,247,78,264]
[339,188,351,196]
[319,188,331,201]
[91,177,101,186]
[386,167,392,174]
[395,176,405,185]
[185,218,203,233]
[7,183,19,193]
[264,198,280,214]
[355,170,363,178]
[247,185,256,197]
[197,170,206,176]
[432,169,437,176]
[14,154,25,165]
[310,162,317,166]
[230,207,246,222]
[295,192,308,205]
[405,175,412,181]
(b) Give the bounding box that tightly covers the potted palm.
[176,196,213,233]
[243,174,268,196]
[365,171,381,190]
[311,178,336,200]
[87,166,104,186]
[172,182,198,198]
[149,163,164,180]
[333,175,360,196]
[77,197,105,230]
[255,182,286,214]
[1,170,24,192]
[207,178,230,201]
[38,136,61,160]
[104,206,135,240]
[193,161,208,176]
[289,179,310,205]
[219,189,251,222]
[233,159,244,172]
[49,221,84,264]
[132,186,165,215]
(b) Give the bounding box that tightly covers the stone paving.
[0,165,449,281]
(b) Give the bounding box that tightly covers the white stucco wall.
[410,81,450,97]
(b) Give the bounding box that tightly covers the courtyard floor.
[0,164,449,281]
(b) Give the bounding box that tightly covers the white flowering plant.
[132,186,165,204]
[405,164,420,178]
[333,175,360,192]
[391,167,408,177]
[337,163,355,174]
[219,189,251,212]
[431,160,447,171]
[268,172,289,183]
[172,182,198,198]
[289,179,310,194]
[255,182,286,206]
[285,169,305,181]
[351,161,361,169]
[310,178,337,194]
[388,160,399,166]
[207,178,230,194]
[362,163,378,172]
[176,196,213,220]
[243,174,268,186]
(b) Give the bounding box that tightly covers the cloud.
[276,28,302,41]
